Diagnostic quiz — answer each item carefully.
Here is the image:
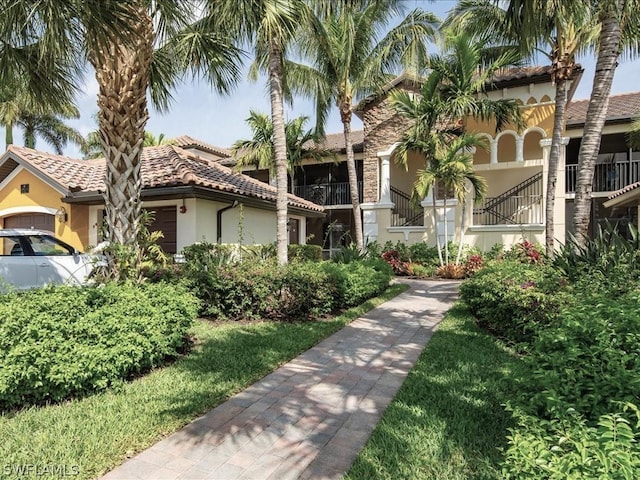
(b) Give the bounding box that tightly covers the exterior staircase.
[473,172,543,225]
[390,186,424,226]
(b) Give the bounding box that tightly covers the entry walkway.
[102,279,459,480]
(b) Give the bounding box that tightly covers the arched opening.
[523,129,545,161]
[496,132,517,163]
[473,135,492,165]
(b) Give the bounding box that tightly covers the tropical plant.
[0,83,85,154]
[143,131,174,146]
[209,0,307,265]
[232,111,334,191]
[447,0,598,257]
[2,1,242,279]
[294,0,438,249]
[391,32,519,266]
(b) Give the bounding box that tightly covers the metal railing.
[473,195,543,225]
[474,172,543,225]
[390,186,424,226]
[566,159,640,193]
[293,181,362,206]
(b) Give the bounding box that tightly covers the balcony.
[293,181,362,206]
[566,160,640,193]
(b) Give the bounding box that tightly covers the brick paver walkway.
[102,279,458,480]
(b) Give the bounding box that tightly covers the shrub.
[464,254,484,276]
[381,250,412,275]
[554,223,640,284]
[504,240,545,265]
[288,244,322,262]
[0,283,198,410]
[321,260,391,308]
[436,263,466,279]
[381,240,411,262]
[408,242,440,266]
[459,261,565,343]
[408,263,436,278]
[332,243,370,263]
[503,404,640,479]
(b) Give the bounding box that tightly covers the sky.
[8,0,640,158]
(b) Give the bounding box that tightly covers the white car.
[0,229,104,290]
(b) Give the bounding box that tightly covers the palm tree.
[572,0,640,244]
[447,0,597,257]
[391,32,520,265]
[143,132,174,146]
[294,0,439,250]
[3,1,242,259]
[209,0,305,265]
[232,111,334,191]
[17,112,86,154]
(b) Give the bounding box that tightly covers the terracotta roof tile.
[567,91,640,126]
[172,135,232,158]
[608,181,640,200]
[7,145,323,213]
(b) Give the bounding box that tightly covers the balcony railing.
[566,160,640,193]
[293,181,362,206]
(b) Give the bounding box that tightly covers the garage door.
[4,213,55,232]
[145,207,177,254]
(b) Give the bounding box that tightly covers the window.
[0,237,24,256]
[28,236,74,256]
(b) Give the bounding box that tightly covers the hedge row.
[183,258,392,321]
[0,283,199,410]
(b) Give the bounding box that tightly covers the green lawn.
[346,303,527,480]
[0,284,408,480]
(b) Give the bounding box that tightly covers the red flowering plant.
[381,250,412,275]
[506,240,545,265]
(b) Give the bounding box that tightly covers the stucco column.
[377,143,398,205]
[516,136,524,162]
[490,139,498,164]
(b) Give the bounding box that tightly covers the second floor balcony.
[293,181,363,207]
[566,159,640,194]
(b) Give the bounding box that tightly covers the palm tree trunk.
[456,198,467,265]
[573,1,624,245]
[24,125,35,149]
[341,118,364,249]
[433,187,444,266]
[268,41,289,265]
[5,122,13,147]
[88,5,153,250]
[443,196,449,264]
[546,77,569,257]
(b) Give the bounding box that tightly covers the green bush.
[504,404,640,479]
[288,244,322,262]
[0,283,198,410]
[459,261,565,343]
[321,260,391,308]
[408,242,440,266]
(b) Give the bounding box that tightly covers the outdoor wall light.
[55,206,68,223]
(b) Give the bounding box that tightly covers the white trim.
[361,202,394,210]
[0,206,58,218]
[474,159,543,171]
[387,226,426,241]
[522,126,547,138]
[377,142,400,158]
[468,224,544,232]
[495,129,519,141]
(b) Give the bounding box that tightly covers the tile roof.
[172,135,232,158]
[607,181,640,200]
[566,91,640,126]
[5,145,323,213]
